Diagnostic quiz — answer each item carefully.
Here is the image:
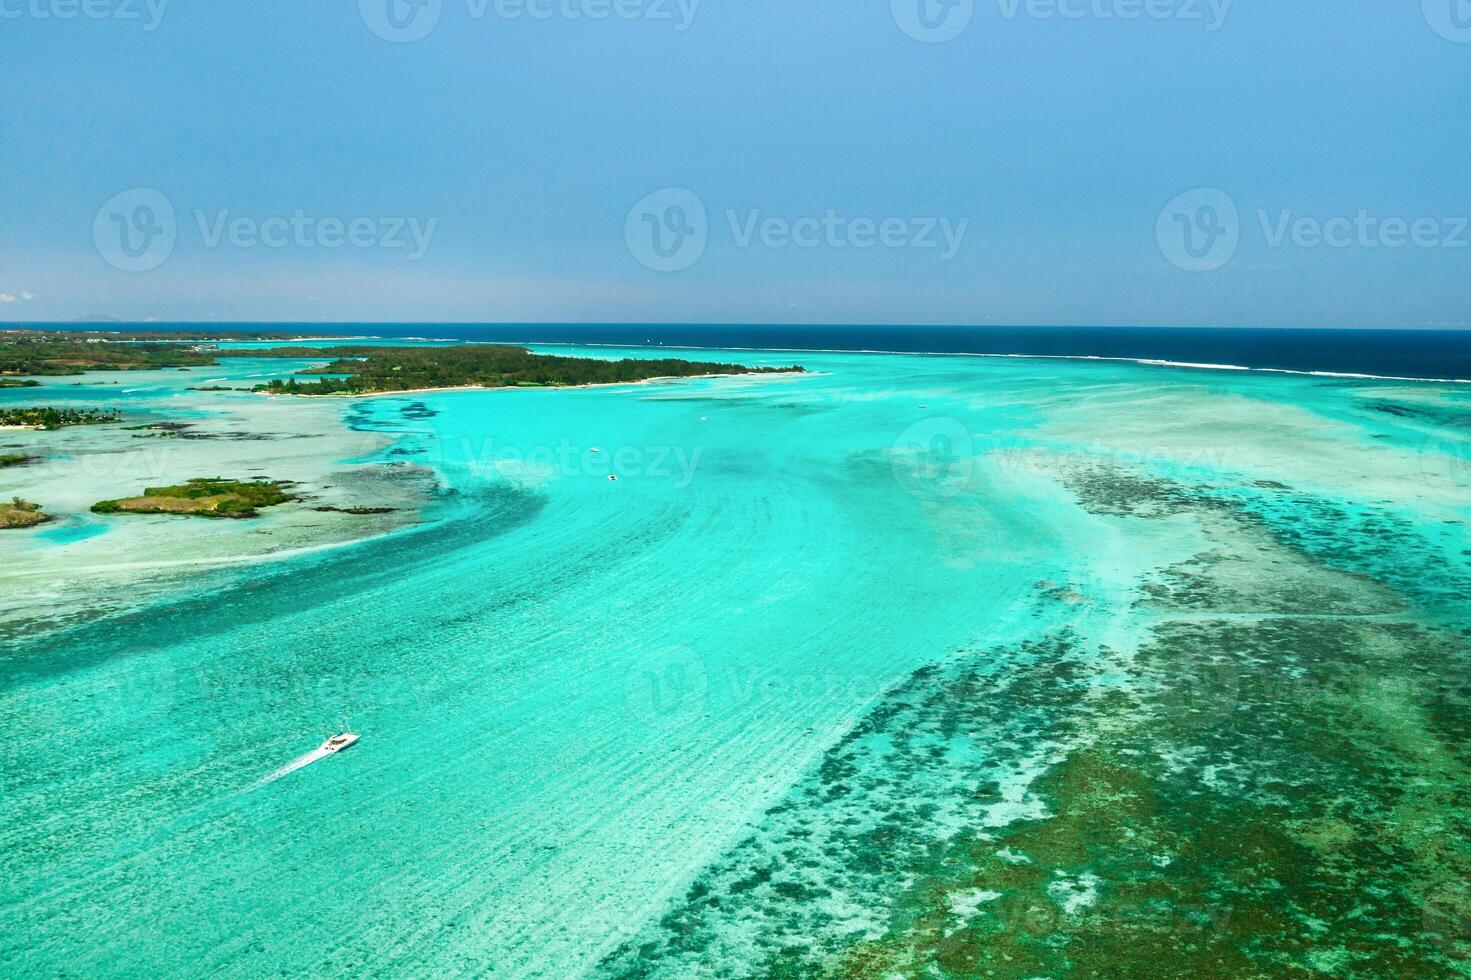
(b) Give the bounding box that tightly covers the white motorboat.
[254,732,361,787]
[321,732,359,753]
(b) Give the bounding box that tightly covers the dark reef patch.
[596,456,1471,978]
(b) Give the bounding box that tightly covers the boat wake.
[252,747,335,788]
[251,733,359,789]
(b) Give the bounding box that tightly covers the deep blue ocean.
[44,324,1471,381]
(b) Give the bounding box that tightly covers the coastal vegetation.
[92,478,295,519]
[1,407,123,429]
[0,453,38,468]
[0,334,217,375]
[0,379,41,388]
[1,403,122,426]
[0,328,340,376]
[0,331,801,396]
[230,345,804,395]
[0,497,48,529]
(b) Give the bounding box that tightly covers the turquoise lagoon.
[1,345,1469,976]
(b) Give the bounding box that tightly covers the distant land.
[234,345,804,396]
[0,329,338,376]
[0,329,802,395]
[4,324,1467,381]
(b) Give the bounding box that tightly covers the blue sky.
[1,0,1468,326]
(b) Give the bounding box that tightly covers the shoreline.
[245,335,1470,385]
[491,340,1471,385]
[257,370,806,400]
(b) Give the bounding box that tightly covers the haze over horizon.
[3,2,1468,328]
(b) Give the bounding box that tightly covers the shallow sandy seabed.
[1,347,1469,978]
[0,362,434,634]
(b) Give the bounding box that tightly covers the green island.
[0,331,799,397]
[0,497,49,529]
[0,453,38,468]
[1,334,216,375]
[224,344,804,395]
[1,407,123,430]
[91,478,295,519]
[0,328,339,376]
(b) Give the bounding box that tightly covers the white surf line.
[248,334,1469,384]
[499,340,1471,385]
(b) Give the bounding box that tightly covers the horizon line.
[4,321,1471,333]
